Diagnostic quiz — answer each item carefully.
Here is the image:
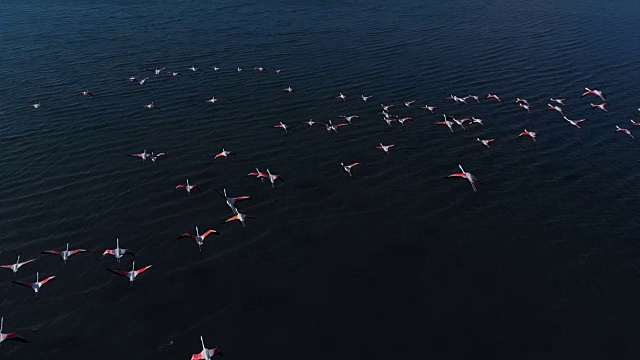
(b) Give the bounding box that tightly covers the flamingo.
[475,138,495,148]
[361,95,372,102]
[548,104,564,114]
[519,129,538,142]
[591,103,608,112]
[146,67,165,75]
[191,336,223,360]
[404,100,416,107]
[12,272,55,295]
[336,93,346,101]
[448,164,479,192]
[435,115,455,133]
[0,256,35,275]
[41,243,86,264]
[487,94,501,102]
[214,149,234,159]
[339,162,359,176]
[178,226,219,253]
[563,116,586,128]
[0,317,28,345]
[215,188,250,212]
[150,152,165,163]
[224,210,254,228]
[143,102,162,111]
[266,169,284,188]
[273,122,289,133]
[78,90,96,98]
[376,143,395,154]
[422,105,437,113]
[550,98,566,105]
[582,87,606,101]
[102,238,135,263]
[128,149,151,163]
[283,86,293,92]
[175,179,201,195]
[107,261,151,287]
[615,126,634,139]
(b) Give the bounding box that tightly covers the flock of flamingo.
[6,62,638,358]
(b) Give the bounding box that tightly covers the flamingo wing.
[3,333,28,343]
[11,281,33,288]
[134,265,152,276]
[107,269,130,277]
[41,250,62,255]
[40,276,56,285]
[202,230,219,238]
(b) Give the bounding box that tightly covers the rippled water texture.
[1,0,640,358]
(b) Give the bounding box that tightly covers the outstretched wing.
[134,265,152,277]
[108,269,130,277]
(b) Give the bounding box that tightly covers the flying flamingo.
[283,87,293,93]
[448,164,479,192]
[178,226,219,253]
[188,65,198,72]
[214,149,234,159]
[41,243,86,264]
[339,162,359,176]
[191,336,223,360]
[404,100,416,107]
[376,143,395,154]
[146,67,165,75]
[215,188,250,212]
[519,129,538,142]
[563,116,586,128]
[273,122,289,133]
[248,168,268,181]
[548,104,564,114]
[11,272,55,295]
[206,96,218,104]
[30,103,41,109]
[591,103,608,112]
[0,256,35,275]
[550,98,566,105]
[361,95,372,102]
[266,169,284,188]
[336,93,346,101]
[225,210,254,228]
[582,88,606,101]
[422,105,437,112]
[615,126,634,139]
[102,238,135,263]
[304,119,317,126]
[107,261,151,287]
[470,117,484,126]
[475,138,495,148]
[144,102,162,111]
[487,94,501,102]
[630,120,640,126]
[150,152,165,163]
[0,317,28,345]
[128,149,151,164]
[175,179,201,195]
[435,115,455,133]
[463,95,480,103]
[78,90,96,98]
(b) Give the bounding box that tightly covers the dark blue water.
[2,0,640,358]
